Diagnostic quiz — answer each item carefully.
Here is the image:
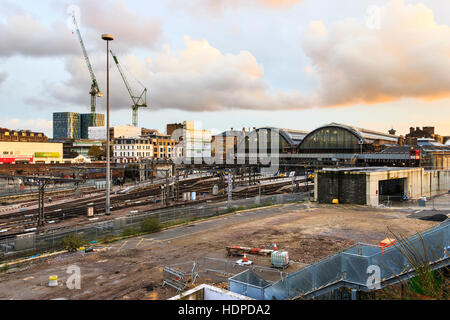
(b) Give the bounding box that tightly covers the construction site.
[1,1,450,307]
[0,163,448,300]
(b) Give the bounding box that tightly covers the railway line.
[0,174,311,239]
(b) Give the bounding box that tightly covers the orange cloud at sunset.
[302,0,450,108]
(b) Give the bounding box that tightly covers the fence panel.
[1,192,308,258]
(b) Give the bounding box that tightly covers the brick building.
[0,127,48,143]
[405,126,444,145]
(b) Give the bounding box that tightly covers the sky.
[0,0,449,138]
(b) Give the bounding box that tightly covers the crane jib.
[72,14,102,119]
[109,49,149,127]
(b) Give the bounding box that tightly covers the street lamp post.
[102,33,114,215]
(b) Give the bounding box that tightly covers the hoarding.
[34,152,60,158]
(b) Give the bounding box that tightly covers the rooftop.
[328,122,399,143]
[319,167,421,173]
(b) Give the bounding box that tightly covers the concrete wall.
[0,141,63,164]
[316,172,366,204]
[316,168,450,207]
[169,284,253,300]
[366,169,450,206]
[114,126,142,139]
[365,168,422,206]
[430,153,450,170]
[422,170,450,198]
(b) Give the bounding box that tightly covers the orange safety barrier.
[379,238,396,254]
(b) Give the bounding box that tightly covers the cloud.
[170,0,303,15]
[256,0,303,8]
[302,0,450,107]
[31,36,309,113]
[0,0,162,58]
[1,118,53,135]
[23,0,450,114]
[142,36,309,111]
[0,13,79,57]
[0,72,7,86]
[77,0,162,52]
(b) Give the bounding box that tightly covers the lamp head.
[101,34,114,41]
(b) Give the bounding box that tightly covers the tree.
[88,145,105,160]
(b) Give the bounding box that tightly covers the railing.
[162,261,199,293]
[228,220,450,300]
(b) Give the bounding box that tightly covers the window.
[299,127,359,153]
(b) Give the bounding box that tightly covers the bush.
[100,235,116,244]
[140,217,161,234]
[121,227,139,237]
[61,234,84,252]
[378,227,450,300]
[0,263,9,273]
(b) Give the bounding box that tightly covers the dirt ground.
[0,202,439,300]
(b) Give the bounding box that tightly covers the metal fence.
[381,194,450,210]
[0,192,308,259]
[202,256,289,280]
[229,219,450,300]
[0,179,104,198]
[162,261,199,292]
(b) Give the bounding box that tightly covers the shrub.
[140,217,161,234]
[0,263,9,273]
[100,235,116,244]
[121,227,139,237]
[61,234,84,252]
[381,227,449,300]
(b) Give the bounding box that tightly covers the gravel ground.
[0,202,439,300]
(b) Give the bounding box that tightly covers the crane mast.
[110,50,148,127]
[72,14,102,126]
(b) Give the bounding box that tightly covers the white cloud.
[77,0,162,52]
[1,118,53,135]
[31,35,309,113]
[170,0,303,15]
[143,36,309,111]
[22,0,450,114]
[0,72,7,86]
[0,0,162,58]
[0,13,79,57]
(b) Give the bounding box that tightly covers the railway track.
[0,175,309,239]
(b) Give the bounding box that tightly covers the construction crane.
[110,50,148,127]
[71,13,103,126]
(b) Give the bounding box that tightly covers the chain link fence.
[381,193,450,211]
[0,192,308,260]
[228,219,450,300]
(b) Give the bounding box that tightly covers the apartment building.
[113,134,178,163]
